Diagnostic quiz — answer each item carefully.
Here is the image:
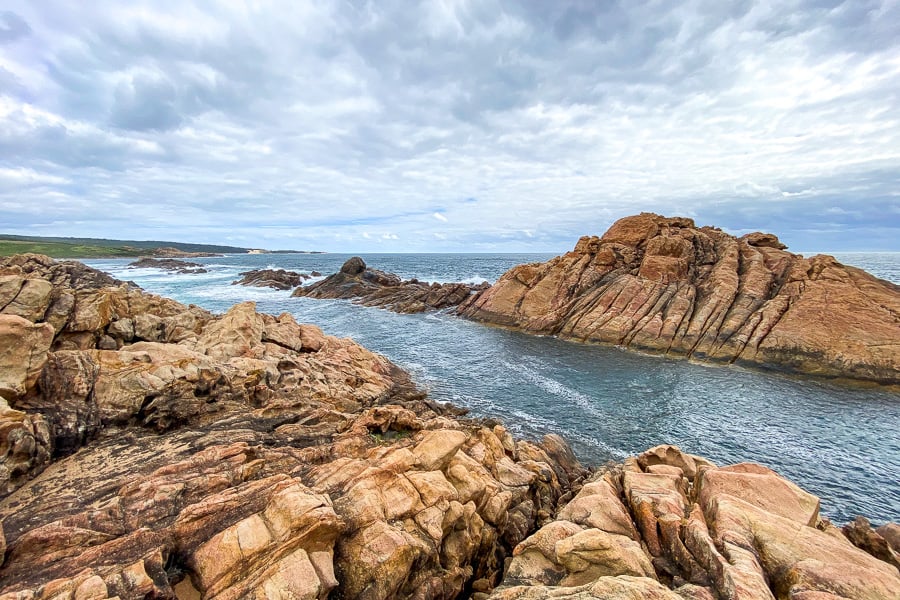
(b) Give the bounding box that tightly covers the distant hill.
[0,235,250,258]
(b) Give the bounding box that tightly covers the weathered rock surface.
[128,258,208,274]
[492,444,900,600]
[2,254,897,600]
[232,268,309,290]
[293,257,489,314]
[459,213,900,385]
[0,254,586,600]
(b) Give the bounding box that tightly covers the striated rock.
[128,258,207,274]
[0,254,587,600]
[232,268,309,290]
[491,444,900,600]
[293,256,489,314]
[459,213,900,385]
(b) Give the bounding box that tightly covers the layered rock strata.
[0,254,585,599]
[459,213,900,384]
[491,445,900,600]
[293,257,489,314]
[232,268,309,290]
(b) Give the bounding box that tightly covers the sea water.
[84,252,900,525]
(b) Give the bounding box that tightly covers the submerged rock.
[232,268,309,290]
[459,213,900,385]
[293,257,489,314]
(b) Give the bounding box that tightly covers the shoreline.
[0,253,898,598]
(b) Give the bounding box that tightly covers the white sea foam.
[502,358,606,421]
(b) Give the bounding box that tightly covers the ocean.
[84,252,900,525]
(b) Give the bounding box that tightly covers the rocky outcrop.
[459,213,900,385]
[491,445,900,600]
[150,247,220,258]
[0,254,586,600]
[2,253,897,600]
[293,257,489,314]
[232,268,309,290]
[129,258,208,274]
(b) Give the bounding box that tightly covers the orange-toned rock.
[490,446,900,600]
[460,213,900,384]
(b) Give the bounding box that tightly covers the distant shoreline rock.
[128,257,208,274]
[232,268,309,290]
[149,246,221,258]
[458,213,900,386]
[293,256,489,313]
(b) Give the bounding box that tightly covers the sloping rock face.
[232,268,309,290]
[491,445,900,600]
[293,257,489,314]
[0,254,586,600]
[459,213,900,384]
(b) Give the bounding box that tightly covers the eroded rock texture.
[491,445,900,600]
[293,257,489,314]
[0,254,585,600]
[232,269,309,290]
[459,213,900,384]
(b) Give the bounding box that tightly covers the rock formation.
[490,445,900,600]
[0,254,585,599]
[293,257,489,314]
[1,253,898,600]
[232,268,309,290]
[459,213,900,385]
[150,247,220,258]
[129,258,208,274]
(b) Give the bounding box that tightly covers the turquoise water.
[85,252,900,525]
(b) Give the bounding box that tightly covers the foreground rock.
[128,257,208,274]
[232,268,309,290]
[459,213,900,385]
[293,257,489,313]
[492,445,900,600]
[0,253,586,599]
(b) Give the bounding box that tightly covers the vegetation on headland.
[0,234,250,258]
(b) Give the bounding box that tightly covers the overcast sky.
[1,1,898,252]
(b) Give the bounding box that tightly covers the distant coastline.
[0,234,320,258]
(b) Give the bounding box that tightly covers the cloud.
[0,0,898,251]
[0,11,30,44]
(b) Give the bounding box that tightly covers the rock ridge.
[293,257,489,314]
[458,213,900,385]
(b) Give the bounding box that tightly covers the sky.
[1,0,899,252]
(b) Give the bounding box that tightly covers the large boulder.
[459,213,900,384]
[0,315,54,401]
